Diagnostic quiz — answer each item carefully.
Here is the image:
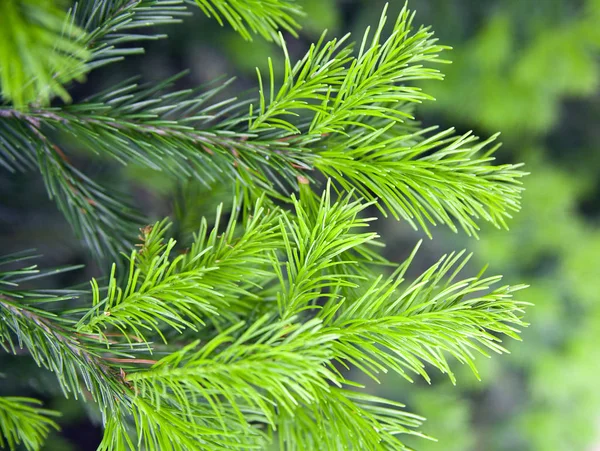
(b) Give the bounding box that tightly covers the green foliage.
[36,142,142,259]
[314,128,525,237]
[250,5,447,134]
[194,0,303,41]
[0,187,527,449]
[324,244,527,384]
[74,0,189,70]
[78,197,282,339]
[0,1,526,256]
[0,252,143,415]
[0,0,90,109]
[0,0,530,449]
[0,397,60,451]
[388,0,600,449]
[275,388,426,450]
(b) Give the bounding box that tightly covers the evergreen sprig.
[128,316,339,427]
[0,1,530,449]
[83,188,526,448]
[36,142,142,259]
[0,252,153,417]
[323,242,528,384]
[0,397,60,451]
[73,0,190,71]
[194,0,303,42]
[0,0,90,108]
[276,388,426,451]
[251,5,447,135]
[77,196,282,340]
[275,188,379,319]
[1,3,526,251]
[315,127,525,237]
[0,186,527,449]
[99,396,267,451]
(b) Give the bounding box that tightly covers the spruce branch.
[36,142,143,259]
[315,127,527,237]
[249,31,355,133]
[0,2,532,449]
[95,186,525,448]
[0,76,309,195]
[309,5,446,135]
[99,397,267,451]
[77,195,283,341]
[0,109,144,258]
[0,397,60,451]
[0,291,128,412]
[247,5,524,236]
[0,115,38,172]
[250,4,447,135]
[0,253,148,414]
[0,0,190,109]
[275,186,379,319]
[2,4,525,240]
[126,316,339,427]
[320,242,528,384]
[0,184,528,449]
[73,0,189,71]
[276,388,426,450]
[0,0,90,109]
[193,0,303,42]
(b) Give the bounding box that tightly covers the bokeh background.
[1,0,599,449]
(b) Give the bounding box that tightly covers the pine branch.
[315,127,527,237]
[0,109,144,259]
[0,0,189,109]
[245,5,525,236]
[276,388,426,450]
[0,2,532,449]
[193,0,303,42]
[89,187,525,448]
[77,195,283,341]
[1,0,302,110]
[0,76,309,195]
[0,116,38,172]
[0,397,60,451]
[309,5,446,135]
[36,142,143,259]
[275,185,379,319]
[126,316,338,428]
[0,184,528,448]
[2,3,525,239]
[0,253,148,414]
[99,397,267,451]
[73,0,189,71]
[250,4,447,135]
[0,0,90,108]
[320,243,528,384]
[249,31,355,132]
[0,292,128,412]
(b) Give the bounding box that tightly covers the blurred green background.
[1,0,599,449]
